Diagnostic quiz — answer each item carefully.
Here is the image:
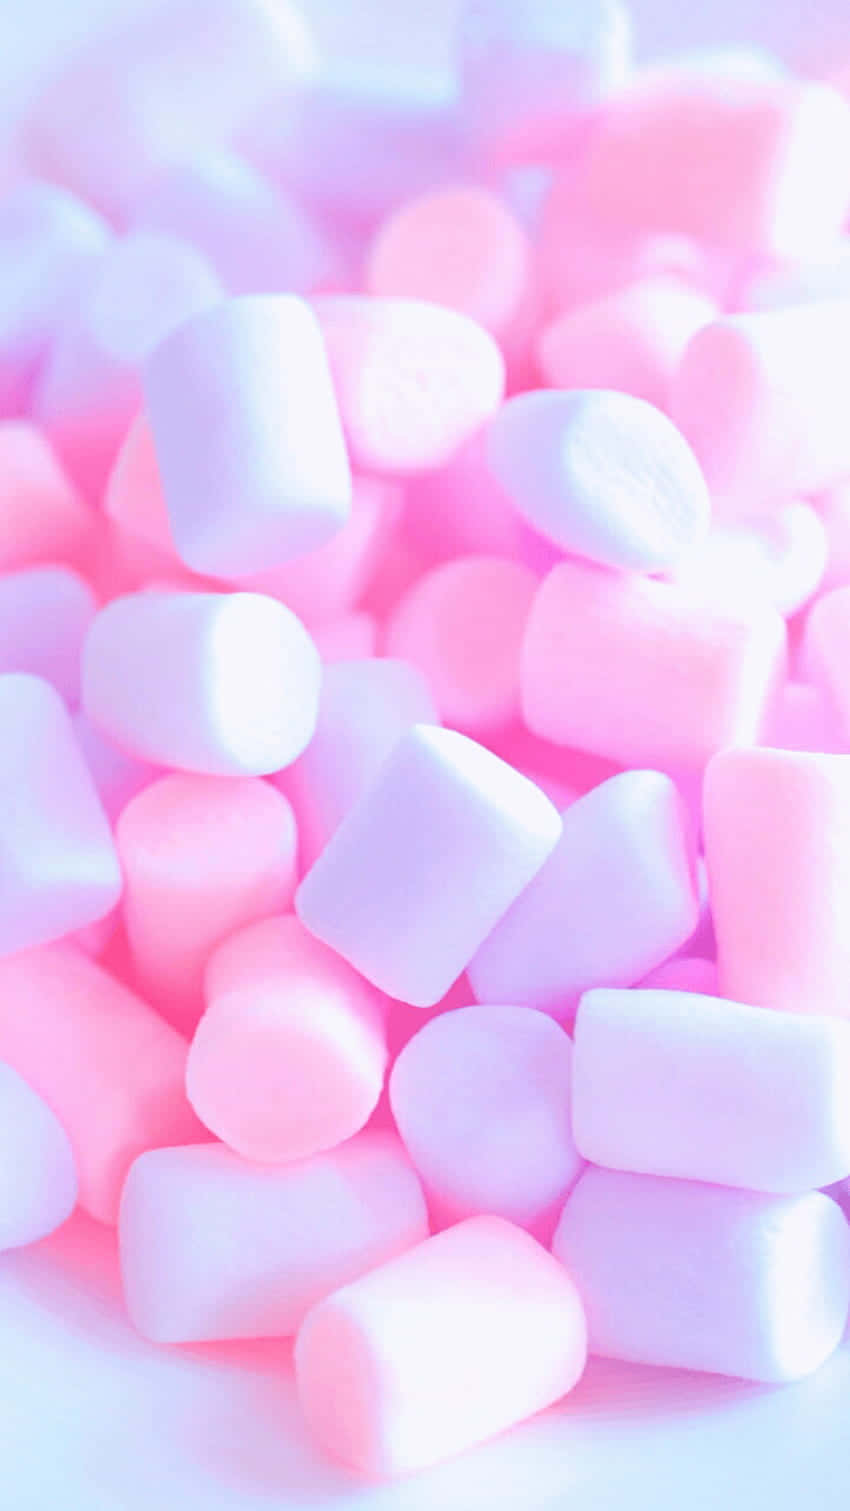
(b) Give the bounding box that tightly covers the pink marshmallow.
[0,942,203,1223]
[294,1215,587,1476]
[553,1169,850,1382]
[0,565,96,703]
[486,390,711,573]
[0,422,99,575]
[0,674,121,957]
[82,589,321,776]
[119,1131,428,1343]
[0,179,110,414]
[384,557,538,734]
[131,149,335,295]
[705,747,850,1017]
[187,915,386,1162]
[312,295,505,476]
[284,657,437,871]
[144,296,352,577]
[580,73,850,258]
[521,559,787,770]
[573,986,850,1191]
[0,1061,78,1249]
[34,232,223,499]
[389,1003,582,1237]
[117,773,297,1033]
[296,725,562,1007]
[537,168,723,317]
[766,680,845,755]
[536,277,717,411]
[672,303,850,520]
[468,771,699,1016]
[366,186,533,360]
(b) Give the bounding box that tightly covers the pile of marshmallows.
[6,0,850,1481]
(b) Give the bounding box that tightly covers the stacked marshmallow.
[1,0,850,1484]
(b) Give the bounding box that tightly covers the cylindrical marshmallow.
[0,1061,78,1250]
[0,675,121,957]
[0,943,203,1223]
[580,73,850,257]
[672,303,850,518]
[486,389,711,573]
[389,1004,582,1236]
[34,231,223,497]
[521,559,787,770]
[705,747,850,1017]
[384,557,538,733]
[537,277,716,411]
[294,1215,587,1476]
[553,1169,850,1382]
[0,179,110,414]
[573,987,850,1191]
[105,416,396,626]
[144,296,352,577]
[284,657,437,869]
[468,771,699,1015]
[82,590,321,776]
[117,774,298,1032]
[366,186,532,352]
[119,1132,427,1344]
[296,725,562,1006]
[312,295,505,476]
[187,916,387,1162]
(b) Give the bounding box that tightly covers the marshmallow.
[390,1004,582,1236]
[469,771,699,1015]
[119,1132,427,1343]
[573,986,850,1191]
[296,725,561,1006]
[295,1215,586,1475]
[187,915,387,1162]
[144,296,352,577]
[705,747,850,1017]
[554,1169,850,1381]
[82,589,321,776]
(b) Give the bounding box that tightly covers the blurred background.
[0,0,846,142]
